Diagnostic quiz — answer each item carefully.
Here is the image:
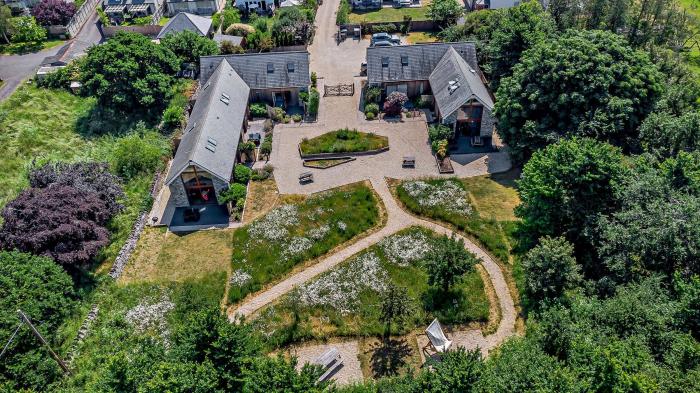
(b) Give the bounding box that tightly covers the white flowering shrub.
[401,180,472,215]
[380,231,433,266]
[282,237,314,258]
[247,204,299,241]
[230,269,252,286]
[298,252,389,314]
[124,294,175,345]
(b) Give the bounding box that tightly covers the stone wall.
[480,107,497,137]
[168,180,190,208]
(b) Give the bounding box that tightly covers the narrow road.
[230,177,517,356]
[0,11,102,102]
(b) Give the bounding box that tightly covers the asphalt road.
[0,11,102,102]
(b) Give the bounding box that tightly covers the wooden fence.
[324,83,354,97]
[66,0,101,37]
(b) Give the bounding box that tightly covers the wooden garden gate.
[324,83,354,97]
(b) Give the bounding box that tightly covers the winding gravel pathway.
[229,177,517,359]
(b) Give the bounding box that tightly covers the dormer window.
[401,55,408,66]
[267,63,274,73]
[381,57,389,67]
[287,62,295,72]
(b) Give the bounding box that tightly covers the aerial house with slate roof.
[366,42,496,143]
[164,59,249,211]
[200,51,311,108]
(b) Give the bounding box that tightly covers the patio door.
[181,168,218,205]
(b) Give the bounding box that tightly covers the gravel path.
[230,177,518,382]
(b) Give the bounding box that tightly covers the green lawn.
[349,6,429,23]
[405,31,438,44]
[395,173,520,264]
[299,129,388,155]
[0,39,65,55]
[228,183,380,304]
[254,227,489,348]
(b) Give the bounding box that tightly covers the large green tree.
[523,236,582,303]
[160,30,219,73]
[0,251,76,391]
[80,32,179,115]
[424,235,478,293]
[596,154,700,282]
[487,1,554,88]
[426,0,463,27]
[639,111,700,159]
[516,137,627,267]
[495,29,663,161]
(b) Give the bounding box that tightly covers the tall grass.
[229,184,379,304]
[254,228,489,348]
[396,179,513,264]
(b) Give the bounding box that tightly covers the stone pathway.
[230,176,518,383]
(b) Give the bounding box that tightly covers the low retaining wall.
[303,156,356,169]
[102,24,163,38]
[298,145,390,159]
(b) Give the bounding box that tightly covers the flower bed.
[253,227,490,347]
[228,183,379,303]
[299,128,388,156]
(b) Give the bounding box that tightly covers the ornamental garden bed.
[228,183,380,304]
[298,128,389,158]
[303,157,356,169]
[436,156,454,173]
[253,227,490,348]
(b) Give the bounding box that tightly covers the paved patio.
[270,116,511,195]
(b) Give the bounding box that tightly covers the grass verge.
[299,129,388,155]
[253,227,490,348]
[228,183,380,304]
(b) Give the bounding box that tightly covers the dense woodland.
[1,0,700,391]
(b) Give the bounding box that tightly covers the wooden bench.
[402,156,416,168]
[312,347,343,382]
[299,171,314,183]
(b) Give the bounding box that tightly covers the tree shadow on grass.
[369,337,413,378]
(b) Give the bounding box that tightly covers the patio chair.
[425,318,452,353]
[312,347,343,382]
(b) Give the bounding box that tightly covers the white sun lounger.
[425,318,452,353]
[312,347,343,382]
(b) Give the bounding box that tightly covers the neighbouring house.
[235,0,275,15]
[279,0,300,7]
[164,59,249,215]
[200,51,310,108]
[366,42,496,144]
[213,34,246,48]
[103,0,163,23]
[156,12,213,39]
[166,0,221,16]
[485,0,521,9]
[351,0,381,10]
[4,0,40,12]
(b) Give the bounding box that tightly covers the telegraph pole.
[16,310,72,375]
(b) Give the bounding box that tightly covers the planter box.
[298,145,389,160]
[436,156,454,174]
